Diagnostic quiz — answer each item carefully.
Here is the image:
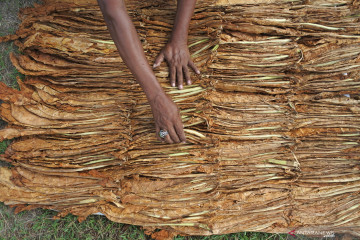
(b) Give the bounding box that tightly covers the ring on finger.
[159,129,169,139]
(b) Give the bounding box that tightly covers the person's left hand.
[153,41,200,89]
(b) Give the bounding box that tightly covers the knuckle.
[174,56,181,64]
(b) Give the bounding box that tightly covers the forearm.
[97,0,163,101]
[169,0,197,44]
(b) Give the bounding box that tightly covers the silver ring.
[159,129,169,138]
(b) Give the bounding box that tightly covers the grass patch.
[0,0,39,88]
[0,139,10,154]
[0,203,148,240]
[0,42,22,89]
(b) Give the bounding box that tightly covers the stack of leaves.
[0,0,359,238]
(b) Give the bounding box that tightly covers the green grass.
[0,139,11,154]
[0,203,148,240]
[0,0,34,88]
[0,42,21,89]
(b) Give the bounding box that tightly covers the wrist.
[145,86,166,105]
[133,71,165,103]
[169,32,188,46]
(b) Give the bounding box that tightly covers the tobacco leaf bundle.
[0,0,359,238]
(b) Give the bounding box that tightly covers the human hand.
[153,41,200,89]
[148,92,186,143]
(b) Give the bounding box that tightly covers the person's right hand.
[148,92,186,144]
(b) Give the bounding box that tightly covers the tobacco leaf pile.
[0,0,360,237]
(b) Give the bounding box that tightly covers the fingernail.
[187,80,192,85]
[179,84,183,89]
[153,64,157,68]
[196,70,200,74]
[171,83,175,87]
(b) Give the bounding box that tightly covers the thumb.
[153,52,164,69]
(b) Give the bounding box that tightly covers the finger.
[188,60,200,74]
[155,125,162,142]
[153,53,164,69]
[164,132,174,144]
[183,66,191,85]
[168,127,181,143]
[175,121,187,143]
[170,65,176,87]
[176,66,183,90]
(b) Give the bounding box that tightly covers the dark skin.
[97,0,199,144]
